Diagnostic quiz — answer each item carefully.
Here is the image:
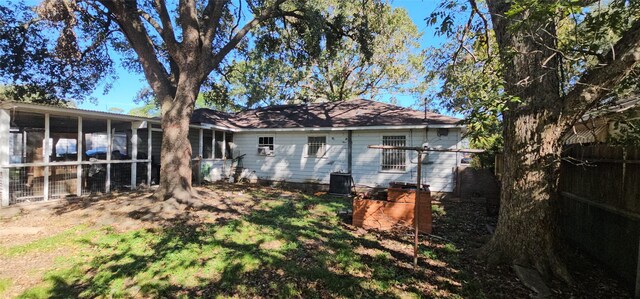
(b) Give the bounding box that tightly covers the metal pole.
[414,150,422,268]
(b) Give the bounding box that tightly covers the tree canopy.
[214,1,423,107]
[1,0,382,204]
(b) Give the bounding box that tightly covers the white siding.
[233,131,349,183]
[350,129,460,192]
[203,127,463,192]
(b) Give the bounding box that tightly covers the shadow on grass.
[21,188,476,298]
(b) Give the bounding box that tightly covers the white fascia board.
[191,123,235,131]
[1,101,161,124]
[231,124,461,133]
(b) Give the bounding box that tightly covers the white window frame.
[305,135,327,158]
[380,135,408,173]
[257,136,275,156]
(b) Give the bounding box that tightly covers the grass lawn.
[0,184,630,298]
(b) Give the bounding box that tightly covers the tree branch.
[469,0,491,57]
[177,0,201,50]
[98,0,175,99]
[452,9,475,70]
[203,0,227,47]
[208,0,287,71]
[561,19,640,128]
[151,0,180,60]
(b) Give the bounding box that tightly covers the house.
[564,96,640,144]
[0,99,465,206]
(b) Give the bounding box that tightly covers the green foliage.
[432,204,447,218]
[0,278,11,295]
[425,0,640,160]
[218,0,424,107]
[424,30,508,160]
[608,109,640,146]
[0,1,113,103]
[3,0,384,110]
[128,102,160,117]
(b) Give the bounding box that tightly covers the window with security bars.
[381,136,406,171]
[307,136,326,157]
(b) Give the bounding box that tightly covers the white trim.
[198,129,203,158]
[222,131,227,159]
[147,125,152,186]
[0,101,160,124]
[1,102,463,133]
[131,122,139,189]
[43,113,50,201]
[232,124,459,133]
[1,159,152,168]
[77,116,83,196]
[106,119,111,193]
[0,109,10,206]
[195,123,236,131]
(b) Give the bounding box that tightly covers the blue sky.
[80,0,446,113]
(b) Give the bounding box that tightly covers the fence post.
[636,235,640,299]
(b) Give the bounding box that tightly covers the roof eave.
[231,123,462,132]
[1,101,161,123]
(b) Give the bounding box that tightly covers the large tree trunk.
[153,74,203,207]
[485,112,570,279]
[484,0,571,280]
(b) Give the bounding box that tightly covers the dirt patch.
[0,227,43,236]
[0,245,78,297]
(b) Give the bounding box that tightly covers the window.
[381,135,406,171]
[307,136,326,157]
[258,136,274,156]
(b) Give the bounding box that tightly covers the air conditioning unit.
[257,146,272,156]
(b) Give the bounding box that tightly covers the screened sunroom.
[0,102,234,207]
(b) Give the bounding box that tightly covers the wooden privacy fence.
[561,145,640,214]
[559,144,640,292]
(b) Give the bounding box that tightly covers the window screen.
[381,136,406,171]
[203,130,213,159]
[225,132,233,159]
[214,131,224,159]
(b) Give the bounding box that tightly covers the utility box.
[329,172,352,195]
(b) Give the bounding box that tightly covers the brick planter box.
[352,189,432,233]
[387,187,431,203]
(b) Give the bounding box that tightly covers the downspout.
[347,130,353,174]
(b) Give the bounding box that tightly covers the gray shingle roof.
[192,99,462,129]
